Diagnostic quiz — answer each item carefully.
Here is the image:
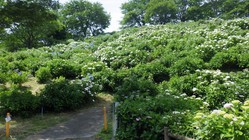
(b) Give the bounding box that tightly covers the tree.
[61,0,110,39]
[236,0,249,17]
[0,0,6,43]
[121,0,149,28]
[174,0,186,21]
[0,0,62,51]
[185,0,205,21]
[145,0,178,24]
[221,0,249,19]
[202,0,225,18]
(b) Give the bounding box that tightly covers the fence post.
[164,127,170,140]
[6,112,11,138]
[103,106,108,131]
[113,102,119,140]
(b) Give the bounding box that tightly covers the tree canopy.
[0,0,111,50]
[145,0,178,24]
[121,0,249,27]
[61,0,110,40]
[121,0,149,27]
[0,0,62,51]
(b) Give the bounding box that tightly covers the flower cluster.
[193,100,249,139]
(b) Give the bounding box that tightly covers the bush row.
[116,93,203,139]
[0,75,98,118]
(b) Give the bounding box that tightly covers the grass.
[96,92,114,104]
[22,77,45,94]
[0,112,72,139]
[96,93,114,140]
[4,77,45,95]
[96,121,113,140]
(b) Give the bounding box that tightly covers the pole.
[164,127,170,140]
[6,112,10,138]
[103,106,108,131]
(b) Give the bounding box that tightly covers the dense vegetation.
[0,17,249,139]
[0,0,110,51]
[121,0,249,27]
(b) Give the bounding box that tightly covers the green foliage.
[92,68,116,92]
[40,77,82,112]
[61,0,110,39]
[121,0,249,27]
[47,59,80,79]
[116,94,202,139]
[0,72,8,84]
[193,100,249,139]
[120,0,149,27]
[81,61,107,76]
[0,18,249,138]
[0,57,9,73]
[145,0,178,24]
[35,67,52,83]
[9,71,28,86]
[40,76,98,112]
[209,45,249,70]
[166,69,249,109]
[133,62,170,83]
[170,56,205,76]
[0,87,40,118]
[115,76,158,102]
[0,0,60,50]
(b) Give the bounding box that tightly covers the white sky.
[59,0,129,32]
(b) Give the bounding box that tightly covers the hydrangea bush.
[193,100,249,139]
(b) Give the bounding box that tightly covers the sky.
[59,0,129,32]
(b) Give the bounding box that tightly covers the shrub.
[170,57,205,76]
[9,71,28,86]
[0,72,8,84]
[92,68,116,92]
[40,76,98,112]
[166,69,249,109]
[209,51,240,70]
[193,100,249,139]
[47,59,80,79]
[35,67,52,83]
[0,87,40,118]
[40,77,83,112]
[133,62,170,83]
[81,61,107,76]
[239,53,249,68]
[0,58,9,73]
[116,94,202,140]
[225,18,249,30]
[8,61,28,71]
[115,76,158,102]
[166,74,198,95]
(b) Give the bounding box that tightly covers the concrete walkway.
[25,104,110,140]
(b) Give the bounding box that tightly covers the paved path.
[25,104,111,140]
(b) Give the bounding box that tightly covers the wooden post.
[103,106,108,131]
[6,112,10,138]
[164,127,170,140]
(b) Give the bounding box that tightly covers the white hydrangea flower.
[223,103,233,109]
[240,121,245,126]
[192,87,198,92]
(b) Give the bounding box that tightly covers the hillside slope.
[0,18,249,139]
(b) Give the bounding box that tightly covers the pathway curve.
[25,103,111,140]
